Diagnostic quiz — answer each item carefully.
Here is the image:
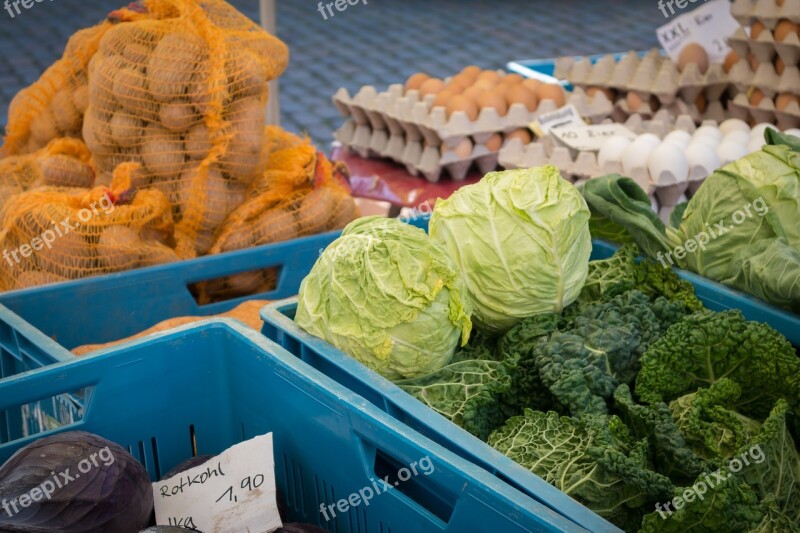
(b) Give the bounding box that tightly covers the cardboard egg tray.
[730,0,800,30]
[728,27,800,73]
[553,49,732,113]
[498,112,708,212]
[729,92,800,129]
[331,81,614,182]
[726,59,800,97]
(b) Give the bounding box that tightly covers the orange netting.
[83,0,289,258]
[0,162,176,291]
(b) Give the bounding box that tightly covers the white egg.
[719,118,750,137]
[648,142,689,184]
[636,133,662,148]
[717,140,749,166]
[684,142,721,181]
[689,133,720,151]
[722,130,750,146]
[750,123,777,140]
[598,135,633,167]
[663,130,692,149]
[748,136,766,153]
[622,139,657,176]
[694,126,723,143]
[784,128,800,138]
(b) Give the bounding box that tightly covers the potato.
[219,225,254,253]
[225,270,264,295]
[297,187,337,234]
[140,242,180,266]
[253,208,299,245]
[185,123,212,159]
[13,270,68,290]
[82,111,112,152]
[72,84,90,114]
[141,128,186,178]
[147,34,206,102]
[122,42,151,65]
[227,51,266,98]
[97,225,142,272]
[219,97,266,179]
[177,168,238,226]
[30,109,58,145]
[40,155,95,188]
[51,89,81,133]
[87,55,114,102]
[109,112,143,146]
[190,70,229,115]
[38,229,96,278]
[112,66,151,114]
[328,194,358,230]
[159,101,196,132]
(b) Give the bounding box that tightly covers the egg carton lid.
[731,0,800,27]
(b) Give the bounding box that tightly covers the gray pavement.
[0,0,665,147]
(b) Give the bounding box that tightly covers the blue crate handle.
[0,320,583,532]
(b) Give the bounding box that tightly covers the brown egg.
[446,95,479,120]
[536,84,566,107]
[493,83,511,99]
[522,78,541,93]
[695,93,707,114]
[751,20,766,40]
[451,73,474,88]
[723,51,740,73]
[500,73,524,85]
[433,90,455,108]
[462,86,484,102]
[776,92,799,111]
[750,88,766,106]
[748,53,760,71]
[627,92,658,112]
[678,43,709,74]
[585,86,616,101]
[444,138,473,159]
[776,56,786,75]
[774,19,799,42]
[477,70,502,84]
[505,128,532,144]
[460,65,482,81]
[472,78,497,92]
[505,84,538,111]
[484,133,503,151]
[447,78,469,94]
[476,90,509,116]
[419,78,446,96]
[405,73,429,92]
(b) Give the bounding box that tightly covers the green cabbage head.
[430,165,592,333]
[295,216,472,380]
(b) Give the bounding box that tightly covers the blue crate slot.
[0,320,587,533]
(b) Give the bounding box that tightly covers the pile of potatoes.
[82,23,271,254]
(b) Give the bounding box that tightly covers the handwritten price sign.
[153,433,282,533]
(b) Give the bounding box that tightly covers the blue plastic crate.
[0,320,587,533]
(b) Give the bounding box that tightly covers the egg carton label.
[531,105,585,136]
[551,124,637,152]
[657,0,739,63]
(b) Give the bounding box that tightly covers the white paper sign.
[530,104,585,137]
[656,0,740,64]
[153,433,282,533]
[551,124,636,152]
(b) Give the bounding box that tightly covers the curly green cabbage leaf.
[638,471,763,533]
[613,384,708,486]
[668,379,761,462]
[295,216,472,380]
[488,409,673,529]
[396,359,512,440]
[430,165,592,333]
[636,310,800,420]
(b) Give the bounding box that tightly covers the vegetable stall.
[0,0,798,532]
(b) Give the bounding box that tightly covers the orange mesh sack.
[1,17,124,156]
[0,162,177,292]
[0,138,96,221]
[83,0,289,258]
[196,127,359,302]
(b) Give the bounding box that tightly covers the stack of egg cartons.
[728,0,800,129]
